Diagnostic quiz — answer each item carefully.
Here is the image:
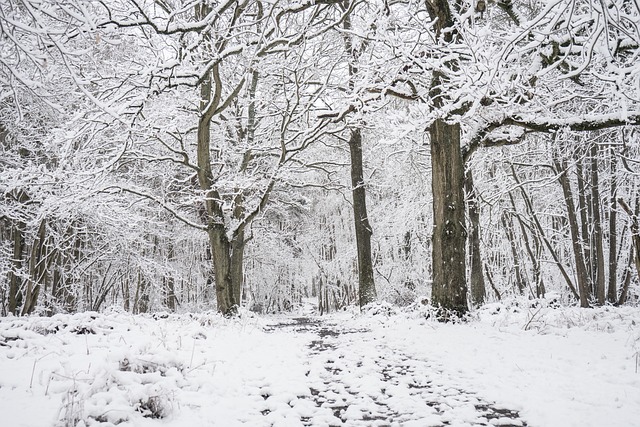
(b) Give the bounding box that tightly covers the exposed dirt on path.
[266,316,528,427]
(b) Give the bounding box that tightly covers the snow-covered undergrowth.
[0,301,638,427]
[355,299,640,427]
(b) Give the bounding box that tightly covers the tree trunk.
[589,143,606,304]
[430,119,468,315]
[618,198,640,305]
[122,273,130,312]
[618,246,633,306]
[341,5,376,309]
[230,234,245,307]
[164,244,177,311]
[22,218,48,315]
[348,129,377,307]
[425,0,468,317]
[8,220,25,315]
[465,169,485,306]
[501,212,526,294]
[197,61,238,313]
[208,226,238,314]
[489,164,526,295]
[607,151,618,303]
[8,190,28,315]
[133,269,149,314]
[194,2,249,315]
[575,155,593,295]
[554,158,591,307]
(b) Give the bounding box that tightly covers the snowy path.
[264,317,527,427]
[2,308,638,427]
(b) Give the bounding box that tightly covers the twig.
[523,307,543,331]
[189,341,196,368]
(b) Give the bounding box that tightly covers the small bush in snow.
[135,395,169,419]
[363,301,397,317]
[59,387,83,427]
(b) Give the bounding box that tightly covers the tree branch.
[464,112,640,163]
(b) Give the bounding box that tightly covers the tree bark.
[618,198,640,305]
[122,273,130,312]
[465,169,485,306]
[341,2,377,308]
[607,151,618,303]
[164,243,177,311]
[195,15,239,314]
[575,155,593,293]
[8,220,25,315]
[348,129,377,307]
[554,158,591,307]
[589,143,606,304]
[230,226,245,306]
[425,0,468,316]
[618,246,633,306]
[430,119,468,315]
[22,218,48,315]
[501,212,526,294]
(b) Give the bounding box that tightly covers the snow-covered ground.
[0,300,638,427]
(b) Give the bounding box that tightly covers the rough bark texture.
[209,226,238,314]
[197,68,239,314]
[425,0,469,316]
[194,2,242,315]
[465,169,485,306]
[341,2,377,308]
[348,129,377,307]
[430,119,468,315]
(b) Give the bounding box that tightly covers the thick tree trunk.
[424,0,468,316]
[193,3,237,315]
[430,119,468,315]
[348,129,377,307]
[208,226,239,314]
[465,169,485,306]
[196,62,240,314]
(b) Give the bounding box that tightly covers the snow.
[0,301,638,427]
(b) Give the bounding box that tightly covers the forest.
[2,0,640,318]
